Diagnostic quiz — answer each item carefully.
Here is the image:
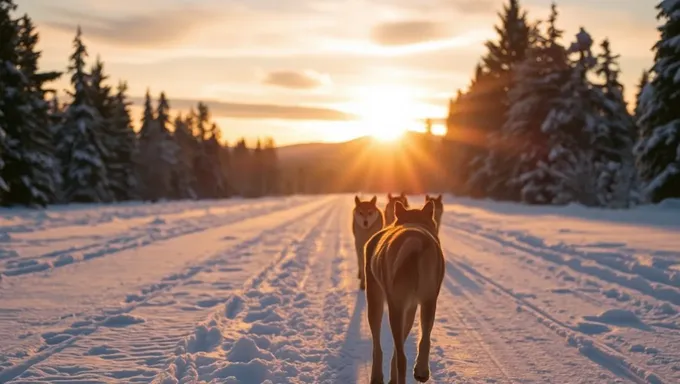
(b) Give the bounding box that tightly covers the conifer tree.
[501,3,570,203]
[539,28,602,206]
[634,70,649,121]
[594,39,639,207]
[466,0,532,198]
[55,27,111,203]
[263,137,279,195]
[108,81,140,201]
[635,0,680,202]
[0,13,61,206]
[0,0,19,197]
[231,138,251,196]
[171,113,197,199]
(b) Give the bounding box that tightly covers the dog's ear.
[354,195,360,206]
[425,194,430,200]
[387,193,393,200]
[394,201,407,219]
[370,196,377,205]
[436,194,442,203]
[422,199,435,219]
[400,192,406,198]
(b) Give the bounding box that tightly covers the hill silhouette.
[276,131,455,195]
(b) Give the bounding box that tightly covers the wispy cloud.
[262,70,332,90]
[128,97,357,121]
[369,0,499,15]
[42,6,222,47]
[371,20,454,46]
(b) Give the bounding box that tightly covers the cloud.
[42,6,223,47]
[129,97,357,121]
[371,21,453,46]
[262,70,332,89]
[369,0,498,15]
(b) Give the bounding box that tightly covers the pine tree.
[192,102,212,198]
[501,3,570,203]
[219,141,231,197]
[203,123,226,198]
[137,90,172,201]
[155,92,179,184]
[634,70,650,120]
[0,13,61,206]
[0,0,19,197]
[466,0,533,198]
[171,113,197,199]
[252,139,264,197]
[263,137,279,195]
[231,138,251,197]
[539,27,603,206]
[108,81,140,201]
[635,0,680,202]
[55,27,111,203]
[594,39,639,207]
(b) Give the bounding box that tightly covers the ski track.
[0,196,335,382]
[0,197,309,278]
[1,195,679,383]
[440,204,680,384]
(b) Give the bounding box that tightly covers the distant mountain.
[276,136,375,167]
[274,131,454,194]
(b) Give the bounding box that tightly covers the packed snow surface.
[1,195,679,383]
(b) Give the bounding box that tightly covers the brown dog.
[364,200,445,384]
[384,192,409,225]
[424,194,443,234]
[352,195,384,290]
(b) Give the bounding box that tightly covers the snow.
[1,194,680,383]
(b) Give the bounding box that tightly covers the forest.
[1,0,678,208]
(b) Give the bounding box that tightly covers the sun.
[352,85,417,142]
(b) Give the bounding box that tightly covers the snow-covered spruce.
[635,0,680,203]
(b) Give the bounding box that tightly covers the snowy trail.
[1,195,679,383]
[0,196,308,277]
[0,196,333,381]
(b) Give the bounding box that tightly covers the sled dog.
[364,200,445,384]
[424,194,444,234]
[384,192,409,225]
[352,195,384,290]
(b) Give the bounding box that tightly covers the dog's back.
[368,224,444,304]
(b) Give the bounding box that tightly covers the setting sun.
[352,85,418,141]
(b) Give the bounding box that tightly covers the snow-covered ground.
[1,195,679,383]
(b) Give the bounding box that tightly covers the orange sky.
[21,0,659,146]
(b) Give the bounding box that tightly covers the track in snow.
[1,195,678,383]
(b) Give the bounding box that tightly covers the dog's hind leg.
[367,276,385,384]
[414,299,437,382]
[387,302,408,384]
[390,304,416,384]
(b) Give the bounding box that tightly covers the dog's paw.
[359,281,366,290]
[370,378,384,384]
[414,366,430,382]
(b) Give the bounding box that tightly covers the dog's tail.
[391,230,443,298]
[393,234,424,277]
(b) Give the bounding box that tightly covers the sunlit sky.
[20,0,658,146]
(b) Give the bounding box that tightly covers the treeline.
[445,0,679,206]
[0,0,279,207]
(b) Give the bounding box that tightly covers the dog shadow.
[337,290,421,383]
